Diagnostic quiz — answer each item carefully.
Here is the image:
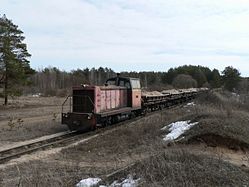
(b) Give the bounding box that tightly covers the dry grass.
[0,96,65,111]
[133,149,249,187]
[198,90,249,112]
[1,92,249,186]
[0,160,89,187]
[59,108,187,163]
[0,119,68,142]
[180,91,249,150]
[0,96,68,142]
[0,107,186,187]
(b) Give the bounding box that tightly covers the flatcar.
[61,75,205,131]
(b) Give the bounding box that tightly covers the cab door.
[130,79,141,109]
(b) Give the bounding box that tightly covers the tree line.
[27,67,116,96]
[24,65,244,96]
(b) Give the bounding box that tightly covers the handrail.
[62,95,72,113]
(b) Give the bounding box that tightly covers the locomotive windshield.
[130,79,141,89]
[106,80,116,86]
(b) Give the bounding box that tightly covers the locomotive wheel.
[128,112,134,119]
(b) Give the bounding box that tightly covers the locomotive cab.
[106,76,141,109]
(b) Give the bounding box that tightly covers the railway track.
[0,131,82,164]
[0,100,193,164]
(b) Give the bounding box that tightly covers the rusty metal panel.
[132,89,141,108]
[97,86,129,113]
[106,90,111,110]
[111,90,116,109]
[120,89,127,107]
[115,90,120,108]
[123,90,128,106]
[100,89,111,112]
[120,89,124,107]
[100,90,106,111]
[95,87,101,113]
[72,85,133,115]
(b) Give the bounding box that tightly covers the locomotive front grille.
[73,89,94,113]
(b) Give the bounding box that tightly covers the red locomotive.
[62,75,142,131]
[62,75,202,131]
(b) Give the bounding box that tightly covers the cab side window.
[125,81,131,89]
[119,80,125,87]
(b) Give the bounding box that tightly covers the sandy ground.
[0,96,68,144]
[0,96,65,108]
[0,105,180,186]
[0,96,68,120]
[175,143,249,168]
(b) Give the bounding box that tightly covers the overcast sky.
[2,0,249,76]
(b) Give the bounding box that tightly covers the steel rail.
[0,131,80,164]
[0,96,198,164]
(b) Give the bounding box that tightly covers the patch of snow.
[185,102,196,107]
[109,175,140,187]
[76,178,101,187]
[162,120,198,141]
[232,92,240,97]
[77,175,140,187]
[32,93,42,97]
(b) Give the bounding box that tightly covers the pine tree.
[210,69,222,88]
[222,66,241,92]
[0,14,34,105]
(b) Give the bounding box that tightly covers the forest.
[21,65,247,97]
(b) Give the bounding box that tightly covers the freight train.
[61,75,207,131]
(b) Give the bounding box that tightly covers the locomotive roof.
[106,76,139,81]
[106,76,141,89]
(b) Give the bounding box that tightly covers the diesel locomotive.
[61,75,205,131]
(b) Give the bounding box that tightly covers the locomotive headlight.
[87,114,92,120]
